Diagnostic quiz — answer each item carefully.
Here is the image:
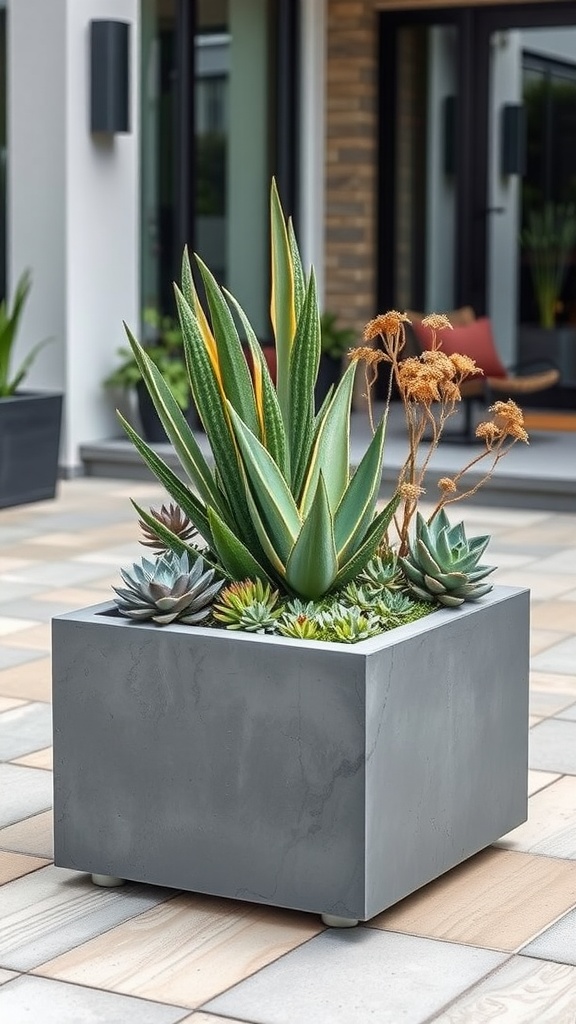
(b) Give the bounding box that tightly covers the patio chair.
[407,311,560,443]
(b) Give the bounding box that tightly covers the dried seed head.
[438,477,457,494]
[363,311,410,341]
[421,313,453,331]
[399,482,425,501]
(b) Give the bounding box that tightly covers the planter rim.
[53,585,527,655]
[0,390,63,402]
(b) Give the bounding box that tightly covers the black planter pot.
[136,381,200,443]
[314,355,342,411]
[0,391,63,509]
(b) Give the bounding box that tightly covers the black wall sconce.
[501,104,526,176]
[90,20,131,134]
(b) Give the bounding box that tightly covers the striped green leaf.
[270,179,296,431]
[224,289,288,477]
[334,415,386,562]
[195,256,259,435]
[299,361,356,517]
[288,269,321,495]
[124,324,228,520]
[333,493,401,590]
[288,217,306,321]
[285,474,338,599]
[117,413,213,542]
[208,507,273,584]
[227,404,301,565]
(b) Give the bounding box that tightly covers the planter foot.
[321,913,359,928]
[91,874,126,888]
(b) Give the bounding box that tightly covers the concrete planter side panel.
[52,587,529,921]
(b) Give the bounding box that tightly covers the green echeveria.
[399,509,495,608]
[113,551,223,625]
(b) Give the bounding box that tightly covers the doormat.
[523,411,576,432]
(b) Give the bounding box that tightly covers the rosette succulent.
[113,550,223,625]
[399,509,495,607]
[119,181,399,600]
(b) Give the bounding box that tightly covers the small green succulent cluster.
[399,510,495,607]
[113,550,223,625]
[212,580,281,633]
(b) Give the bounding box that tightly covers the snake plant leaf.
[270,178,296,432]
[208,507,273,585]
[195,255,259,436]
[242,484,288,579]
[124,325,228,519]
[288,217,306,322]
[288,269,322,495]
[117,414,214,541]
[224,288,288,477]
[227,404,301,564]
[174,284,257,546]
[299,361,356,517]
[333,492,401,590]
[285,474,338,599]
[333,415,386,561]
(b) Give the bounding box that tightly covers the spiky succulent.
[139,502,198,553]
[399,509,495,607]
[213,579,281,633]
[113,550,223,625]
[322,606,382,644]
[278,614,323,640]
[359,553,404,592]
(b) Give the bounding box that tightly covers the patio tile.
[530,670,576,696]
[527,770,561,796]
[0,970,18,985]
[0,766,52,828]
[0,865,174,971]
[0,581,52,603]
[556,701,576,721]
[498,776,576,858]
[0,810,53,858]
[0,975,187,1024]
[0,658,51,702]
[12,746,53,771]
[530,629,569,656]
[368,848,576,951]
[0,647,46,671]
[181,1016,249,1024]
[35,894,322,1009]
[522,907,576,966]
[0,617,40,637]
[0,697,27,713]
[0,600,83,624]
[3,561,122,587]
[0,703,52,761]
[1,624,51,652]
[529,690,575,718]
[529,716,543,728]
[529,549,576,574]
[495,571,576,601]
[531,601,576,632]
[432,955,576,1022]
[0,851,50,885]
[530,719,576,773]
[532,637,576,676]
[204,928,505,1024]
[33,586,112,607]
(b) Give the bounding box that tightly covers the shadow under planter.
[52,586,529,924]
[0,392,63,509]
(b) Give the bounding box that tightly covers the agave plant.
[113,550,223,625]
[399,509,496,607]
[119,181,398,600]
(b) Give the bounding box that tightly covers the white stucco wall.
[8,0,139,473]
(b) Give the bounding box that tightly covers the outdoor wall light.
[501,104,526,177]
[90,20,131,134]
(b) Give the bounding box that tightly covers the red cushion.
[411,317,507,379]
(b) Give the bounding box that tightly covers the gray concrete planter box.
[52,586,529,922]
[0,392,63,509]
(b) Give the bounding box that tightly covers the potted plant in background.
[518,201,576,388]
[0,270,62,509]
[104,306,198,442]
[53,181,530,928]
[314,311,355,409]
